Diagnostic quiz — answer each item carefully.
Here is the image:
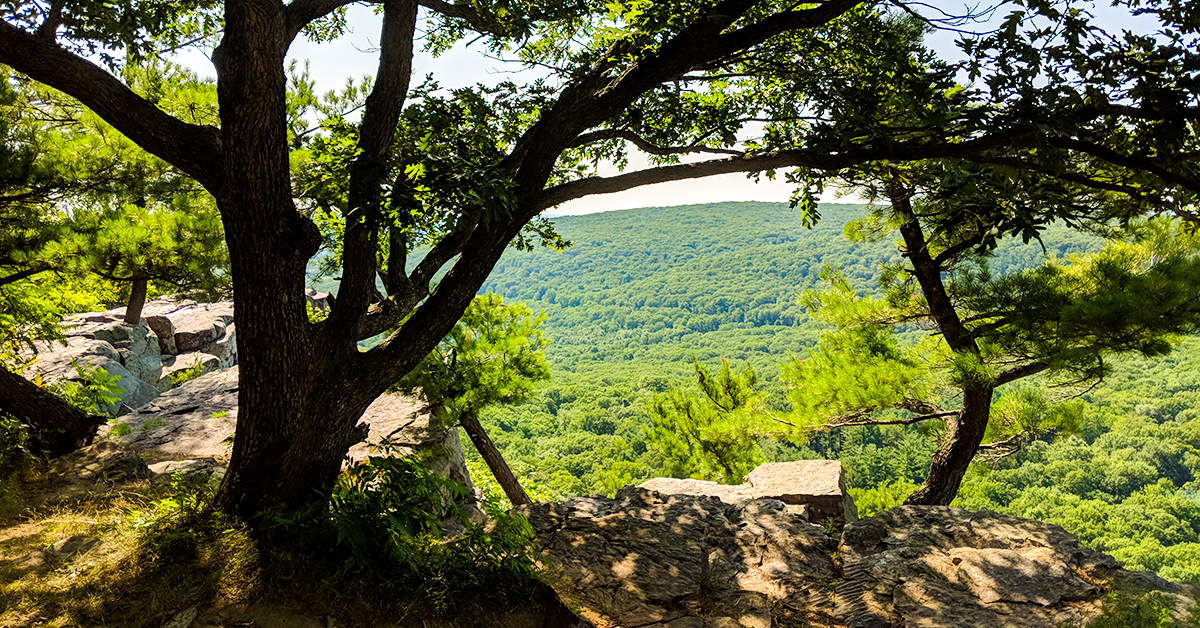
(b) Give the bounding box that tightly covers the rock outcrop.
[23,299,240,414]
[836,506,1194,628]
[519,487,842,628]
[98,366,482,521]
[640,459,857,525]
[522,487,1198,628]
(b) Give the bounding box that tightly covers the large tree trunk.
[209,0,426,521]
[459,409,531,506]
[0,365,105,457]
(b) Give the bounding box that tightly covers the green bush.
[45,360,123,414]
[168,361,206,386]
[1062,589,1200,628]
[260,451,541,618]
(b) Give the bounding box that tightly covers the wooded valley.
[465,201,1200,580]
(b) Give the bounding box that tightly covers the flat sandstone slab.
[639,459,856,523]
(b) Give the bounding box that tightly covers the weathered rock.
[104,366,240,460]
[106,370,479,524]
[40,441,151,491]
[119,348,164,384]
[835,506,1192,628]
[7,535,101,572]
[149,457,225,484]
[746,461,856,523]
[305,288,330,311]
[349,393,484,525]
[171,302,235,353]
[518,487,840,628]
[161,351,222,383]
[639,460,856,525]
[199,322,237,367]
[24,321,164,411]
[145,314,178,354]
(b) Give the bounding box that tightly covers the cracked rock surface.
[836,506,1194,628]
[518,486,841,628]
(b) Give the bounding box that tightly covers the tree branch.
[0,21,223,191]
[569,128,744,156]
[533,129,1035,210]
[824,410,958,429]
[283,0,361,43]
[995,361,1049,386]
[418,0,509,38]
[327,0,418,338]
[0,266,49,288]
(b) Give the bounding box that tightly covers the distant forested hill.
[472,201,1102,493]
[481,202,1084,368]
[469,201,1200,581]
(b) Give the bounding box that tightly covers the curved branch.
[284,0,364,44]
[534,129,1035,210]
[418,0,509,37]
[0,21,223,191]
[569,128,745,156]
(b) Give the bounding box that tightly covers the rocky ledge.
[23,298,238,413]
[520,482,1196,628]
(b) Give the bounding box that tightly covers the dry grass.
[0,473,262,628]
[0,468,559,628]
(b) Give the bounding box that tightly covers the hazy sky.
[175,2,1149,215]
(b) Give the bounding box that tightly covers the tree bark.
[459,409,531,506]
[888,183,996,506]
[123,277,148,325]
[0,365,105,457]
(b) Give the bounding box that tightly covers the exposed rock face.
[23,299,241,414]
[522,492,1198,628]
[836,506,1193,628]
[101,367,480,520]
[519,487,841,628]
[640,459,857,525]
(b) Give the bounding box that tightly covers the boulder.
[145,314,178,354]
[199,322,237,367]
[305,288,330,311]
[746,461,856,523]
[149,457,225,484]
[161,352,222,383]
[171,302,235,353]
[349,393,484,525]
[24,321,164,412]
[639,460,857,525]
[104,366,240,460]
[106,370,479,525]
[835,506,1193,628]
[518,487,841,628]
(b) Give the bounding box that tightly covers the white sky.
[174,2,1155,216]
